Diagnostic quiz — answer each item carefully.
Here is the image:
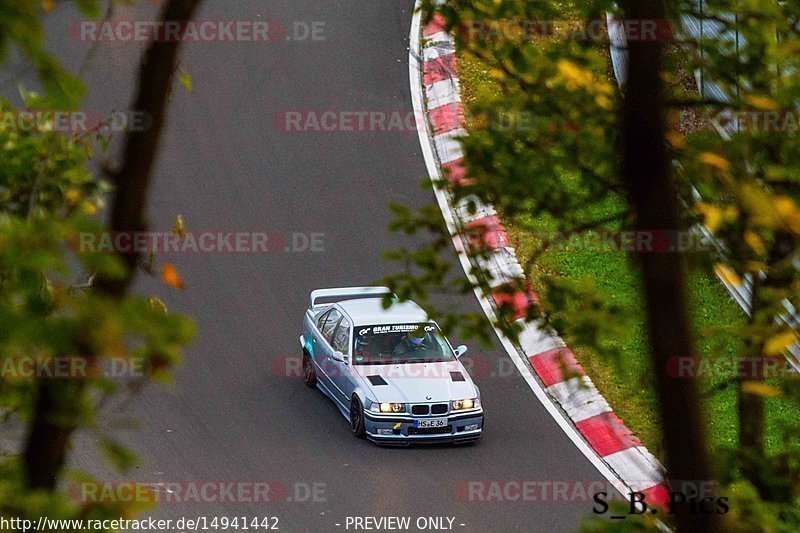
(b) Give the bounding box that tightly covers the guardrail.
[605,9,800,370]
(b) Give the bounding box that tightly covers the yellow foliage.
[65,188,82,205]
[696,202,723,233]
[556,59,594,91]
[699,152,731,172]
[665,131,685,149]
[743,230,765,255]
[173,214,187,239]
[81,201,98,215]
[744,94,779,111]
[595,94,613,110]
[741,381,781,398]
[715,264,742,287]
[764,330,798,356]
[774,196,800,233]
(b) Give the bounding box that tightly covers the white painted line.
[409,1,632,500]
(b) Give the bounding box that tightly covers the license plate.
[415,418,447,428]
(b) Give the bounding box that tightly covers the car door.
[313,308,340,389]
[330,315,357,406]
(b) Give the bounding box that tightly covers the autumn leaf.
[764,330,798,356]
[741,381,781,398]
[173,214,188,238]
[773,196,800,233]
[148,296,168,314]
[178,68,193,93]
[81,201,98,215]
[665,131,685,149]
[161,263,184,289]
[696,202,723,233]
[699,152,731,172]
[743,230,765,255]
[65,188,83,205]
[744,94,778,111]
[556,59,594,91]
[714,264,742,287]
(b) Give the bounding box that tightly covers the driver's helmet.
[408,328,426,346]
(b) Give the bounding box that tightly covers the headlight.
[370,402,405,413]
[452,398,479,410]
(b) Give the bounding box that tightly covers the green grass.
[455,46,800,460]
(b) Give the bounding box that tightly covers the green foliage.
[0,1,95,109]
[390,0,800,529]
[0,0,195,528]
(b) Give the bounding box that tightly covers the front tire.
[302,352,317,388]
[350,396,366,438]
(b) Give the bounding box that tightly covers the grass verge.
[454,42,800,459]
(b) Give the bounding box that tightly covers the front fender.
[352,387,370,409]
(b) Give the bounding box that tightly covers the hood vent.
[367,375,388,386]
[450,371,466,382]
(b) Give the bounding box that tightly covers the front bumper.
[364,410,483,445]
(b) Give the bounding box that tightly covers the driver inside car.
[392,329,430,356]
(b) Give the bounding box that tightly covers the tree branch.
[22,0,203,491]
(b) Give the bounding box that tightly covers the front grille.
[409,425,452,435]
[431,403,448,415]
[411,405,430,415]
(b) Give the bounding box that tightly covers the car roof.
[337,298,429,326]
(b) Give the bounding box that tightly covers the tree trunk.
[738,229,794,496]
[737,275,765,491]
[23,0,203,490]
[620,0,717,530]
[97,0,203,297]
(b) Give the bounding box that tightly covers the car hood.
[353,361,477,403]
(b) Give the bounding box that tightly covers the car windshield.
[352,323,456,365]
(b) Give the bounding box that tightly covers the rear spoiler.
[309,286,395,309]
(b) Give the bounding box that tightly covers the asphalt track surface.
[3,1,623,531]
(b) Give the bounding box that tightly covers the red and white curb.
[409,5,670,509]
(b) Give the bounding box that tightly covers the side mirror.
[454,345,468,358]
[332,351,349,364]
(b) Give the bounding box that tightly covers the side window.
[332,316,352,355]
[320,309,341,343]
[316,309,332,330]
